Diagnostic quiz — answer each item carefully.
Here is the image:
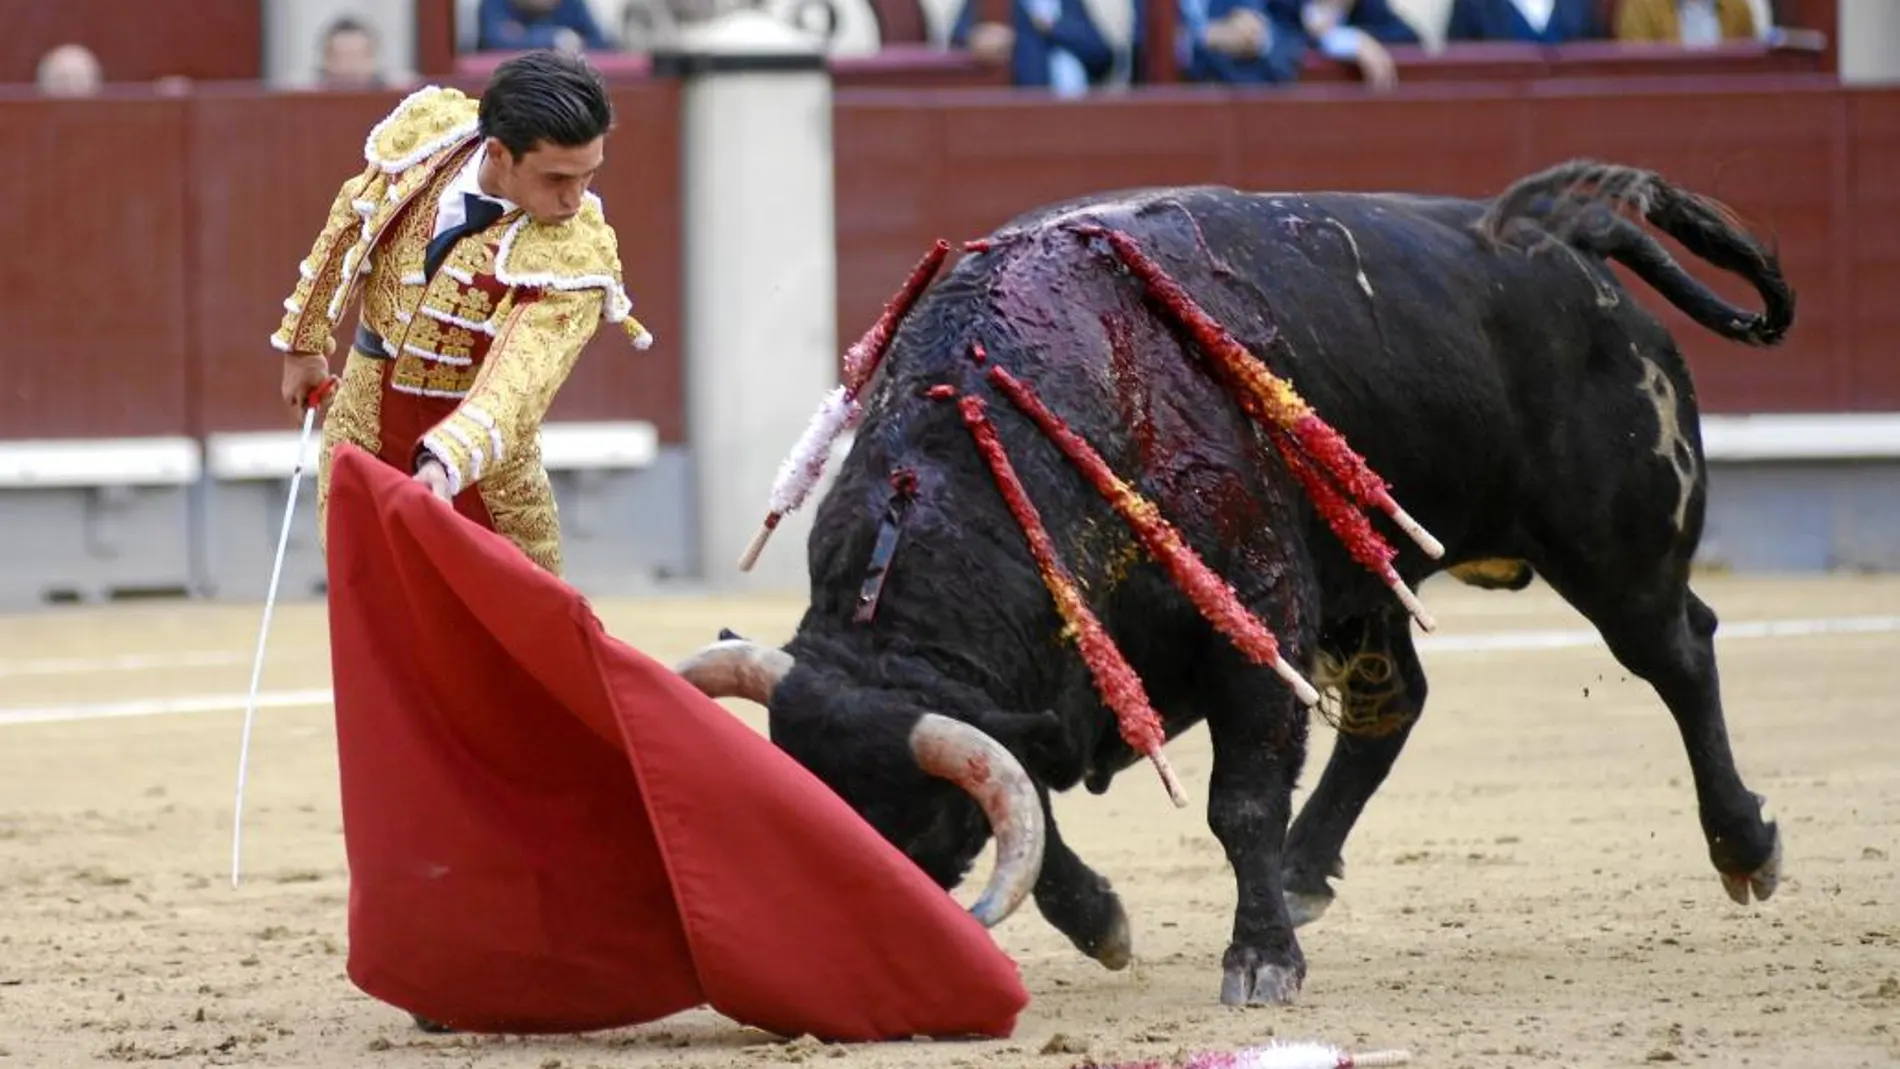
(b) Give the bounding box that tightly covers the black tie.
[424,192,505,280]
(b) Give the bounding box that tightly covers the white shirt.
[431,143,517,240]
[1678,0,1722,46]
[1508,0,1555,32]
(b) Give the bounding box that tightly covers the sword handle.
[306,374,339,412]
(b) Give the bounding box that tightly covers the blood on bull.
[675,159,1795,1006]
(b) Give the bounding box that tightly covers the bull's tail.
[1476,159,1795,348]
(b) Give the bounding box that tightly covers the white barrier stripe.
[0,650,248,679]
[0,688,333,727]
[2,614,1896,729]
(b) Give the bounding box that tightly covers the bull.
[674,160,1794,1006]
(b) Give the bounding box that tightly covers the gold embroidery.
[360,187,440,340]
[315,350,388,558]
[479,438,564,575]
[490,196,654,349]
[500,202,621,283]
[391,354,479,397]
[417,287,604,496]
[271,162,383,357]
[401,313,478,363]
[449,285,496,322]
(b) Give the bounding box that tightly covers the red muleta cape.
[321,443,1029,1040]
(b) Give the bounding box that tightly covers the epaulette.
[495,192,654,349]
[363,85,482,175]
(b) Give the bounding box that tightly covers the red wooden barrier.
[0,95,192,439]
[2,79,1896,444]
[0,0,261,83]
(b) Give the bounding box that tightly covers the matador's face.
[488,135,604,227]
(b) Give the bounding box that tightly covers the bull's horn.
[673,639,793,705]
[909,712,1046,928]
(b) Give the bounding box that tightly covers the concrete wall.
[1839,0,1900,85]
[1698,462,1900,572]
[0,430,693,611]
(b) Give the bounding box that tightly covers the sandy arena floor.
[1,573,1897,1068]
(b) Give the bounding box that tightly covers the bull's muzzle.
[673,637,1046,929]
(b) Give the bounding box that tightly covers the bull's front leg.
[1203,651,1311,1006]
[1031,783,1134,970]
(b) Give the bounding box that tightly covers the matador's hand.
[414,459,455,503]
[281,354,334,425]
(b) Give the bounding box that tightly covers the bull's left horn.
[909,713,1047,928]
[674,639,793,706]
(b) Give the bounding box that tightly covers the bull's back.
[1108,189,1534,563]
[864,220,1309,591]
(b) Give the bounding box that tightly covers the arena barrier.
[0,67,1895,606]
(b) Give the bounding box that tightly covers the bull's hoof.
[1090,904,1134,971]
[1040,873,1133,971]
[1281,857,1341,929]
[1718,825,1783,905]
[1284,888,1334,928]
[1218,946,1305,1007]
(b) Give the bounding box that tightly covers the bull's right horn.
[909,713,1047,928]
[673,638,793,706]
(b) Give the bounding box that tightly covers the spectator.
[319,16,385,88]
[1274,0,1419,88]
[478,0,615,53]
[1615,0,1758,46]
[1179,0,1308,83]
[952,0,1119,97]
[36,43,103,97]
[1444,0,1605,41]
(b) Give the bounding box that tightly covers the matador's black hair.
[478,49,614,160]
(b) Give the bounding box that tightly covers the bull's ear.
[968,708,1083,788]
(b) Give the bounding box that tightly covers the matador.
[270,50,651,576]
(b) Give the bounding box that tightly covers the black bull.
[675,160,1794,1006]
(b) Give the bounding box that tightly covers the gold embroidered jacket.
[269,85,654,497]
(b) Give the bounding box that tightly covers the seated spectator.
[952,0,1119,98]
[1179,0,1308,83]
[318,16,386,88]
[478,0,615,52]
[36,43,103,97]
[1615,0,1757,45]
[1444,0,1605,41]
[1273,0,1420,88]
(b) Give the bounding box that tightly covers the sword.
[230,375,337,889]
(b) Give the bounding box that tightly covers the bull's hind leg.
[1202,634,1314,1006]
[1545,569,1781,902]
[1281,608,1427,926]
[1530,344,1780,904]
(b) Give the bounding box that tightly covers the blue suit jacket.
[476,0,614,51]
[1267,0,1422,45]
[1445,0,1606,42]
[1179,0,1309,83]
[953,0,1118,87]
